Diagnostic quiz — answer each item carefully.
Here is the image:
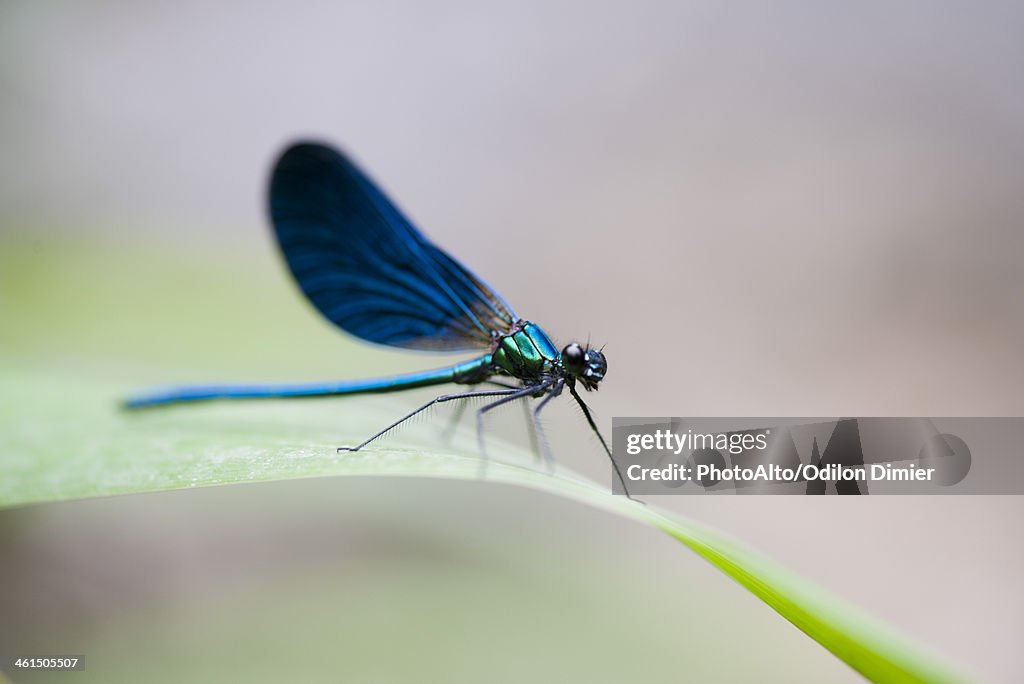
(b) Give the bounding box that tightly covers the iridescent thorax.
[490,321,560,380]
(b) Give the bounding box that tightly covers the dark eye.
[561,343,585,374]
[562,343,583,362]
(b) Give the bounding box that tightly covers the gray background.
[2,1,1023,682]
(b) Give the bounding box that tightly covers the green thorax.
[490,321,560,380]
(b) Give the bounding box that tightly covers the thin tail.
[122,357,491,409]
[123,380,382,409]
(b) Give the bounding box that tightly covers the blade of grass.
[0,367,967,684]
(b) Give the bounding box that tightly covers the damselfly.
[125,143,630,496]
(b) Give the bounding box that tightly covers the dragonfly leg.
[474,381,553,477]
[440,380,521,444]
[522,397,541,465]
[484,380,522,390]
[440,385,475,443]
[567,381,640,502]
[530,378,565,473]
[338,388,523,453]
[475,383,543,465]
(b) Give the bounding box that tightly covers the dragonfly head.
[560,342,607,391]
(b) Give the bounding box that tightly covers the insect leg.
[339,388,523,453]
[522,396,541,464]
[568,381,638,502]
[440,380,521,443]
[474,380,553,476]
[440,385,475,443]
[530,378,565,473]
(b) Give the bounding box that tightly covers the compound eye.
[562,343,585,374]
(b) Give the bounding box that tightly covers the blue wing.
[269,142,517,351]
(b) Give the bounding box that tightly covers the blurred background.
[2,1,1023,681]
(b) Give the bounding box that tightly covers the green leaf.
[2,368,966,684]
[1,236,968,683]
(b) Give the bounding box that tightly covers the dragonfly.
[125,142,631,497]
